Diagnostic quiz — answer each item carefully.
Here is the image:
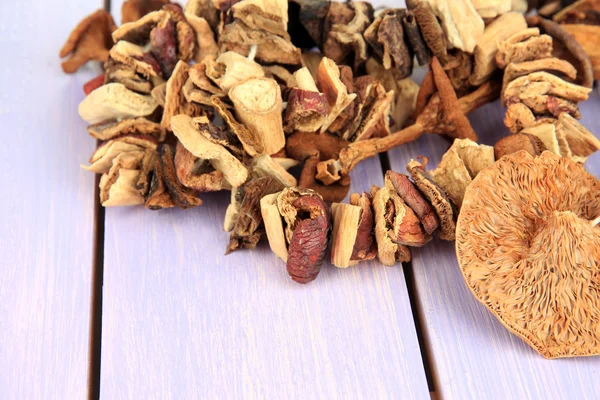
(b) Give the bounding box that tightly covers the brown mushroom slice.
[456,151,600,359]
[59,9,117,73]
[502,58,578,93]
[189,63,225,96]
[112,10,168,44]
[174,141,228,192]
[371,186,412,266]
[229,77,285,155]
[79,83,158,124]
[349,192,377,262]
[471,0,512,19]
[219,21,302,65]
[231,0,289,39]
[158,144,203,209]
[227,177,285,254]
[104,59,154,94]
[171,115,248,188]
[145,159,175,210]
[162,61,198,129]
[327,1,372,70]
[99,152,145,206]
[87,117,166,141]
[385,171,439,235]
[407,159,456,241]
[109,41,162,80]
[504,102,537,134]
[260,192,288,262]
[184,0,219,29]
[212,96,264,157]
[317,57,357,133]
[557,113,600,162]
[365,9,412,77]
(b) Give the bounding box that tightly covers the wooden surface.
[388,95,600,400]
[100,156,430,399]
[0,1,100,399]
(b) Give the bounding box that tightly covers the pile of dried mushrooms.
[61,0,600,357]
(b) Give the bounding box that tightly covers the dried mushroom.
[171,114,248,188]
[557,113,600,162]
[185,12,219,63]
[227,177,285,253]
[277,187,331,284]
[122,0,170,24]
[99,152,146,206]
[59,10,117,73]
[207,51,265,92]
[456,151,600,359]
[496,28,553,68]
[494,133,547,159]
[370,186,412,266]
[79,83,158,124]
[317,57,358,133]
[157,144,203,209]
[87,117,165,141]
[231,0,289,39]
[407,159,456,241]
[229,77,285,155]
[174,141,228,192]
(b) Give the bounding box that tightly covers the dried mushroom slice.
[189,63,225,95]
[79,83,158,124]
[174,141,228,192]
[504,102,537,134]
[185,13,218,63]
[104,59,154,94]
[161,61,207,129]
[407,159,456,241]
[87,117,166,141]
[207,52,265,92]
[184,0,219,30]
[349,192,377,262]
[171,115,248,188]
[145,158,175,210]
[229,77,285,155]
[157,144,203,209]
[496,29,553,68]
[112,10,168,44]
[451,138,495,179]
[521,124,561,155]
[317,57,357,133]
[83,139,147,173]
[456,152,600,359]
[364,9,412,78]
[59,9,117,73]
[260,192,288,262]
[99,152,146,207]
[431,145,473,210]
[325,1,373,70]
[502,58,578,93]
[231,0,289,39]
[503,72,591,107]
[109,41,162,80]
[494,133,547,159]
[330,202,362,268]
[250,155,297,188]
[385,171,439,235]
[227,177,285,254]
[557,113,600,162]
[371,186,412,266]
[219,20,302,65]
[212,96,264,157]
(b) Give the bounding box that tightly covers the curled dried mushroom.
[457,151,600,359]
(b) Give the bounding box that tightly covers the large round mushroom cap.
[456,151,600,359]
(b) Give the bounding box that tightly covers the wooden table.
[2,0,600,398]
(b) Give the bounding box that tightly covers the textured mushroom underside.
[456,151,600,359]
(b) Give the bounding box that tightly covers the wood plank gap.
[379,150,436,394]
[88,158,106,400]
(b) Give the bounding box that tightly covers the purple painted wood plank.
[388,95,600,399]
[0,2,100,399]
[100,157,430,399]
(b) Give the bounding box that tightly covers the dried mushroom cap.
[494,133,547,159]
[456,151,600,359]
[87,117,166,141]
[371,186,411,266]
[79,83,158,124]
[407,159,456,241]
[171,114,248,188]
[59,10,117,73]
[231,0,289,39]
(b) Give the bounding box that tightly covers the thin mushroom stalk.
[318,77,499,181]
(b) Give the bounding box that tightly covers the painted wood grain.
[388,94,600,400]
[0,1,101,399]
